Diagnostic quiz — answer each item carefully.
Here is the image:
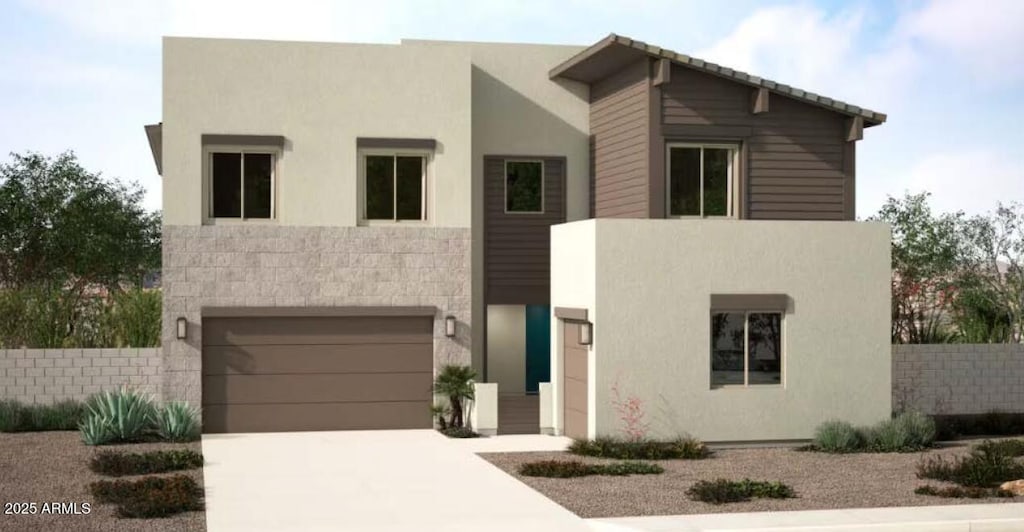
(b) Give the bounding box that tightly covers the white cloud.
[900,148,1023,215]
[898,0,1024,84]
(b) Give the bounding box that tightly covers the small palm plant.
[433,365,476,429]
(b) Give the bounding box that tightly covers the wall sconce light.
[444,315,456,337]
[579,321,593,345]
[176,317,188,340]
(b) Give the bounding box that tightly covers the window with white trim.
[209,151,275,219]
[710,311,783,387]
[363,153,427,221]
[667,144,737,217]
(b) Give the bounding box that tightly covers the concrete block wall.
[161,225,472,407]
[0,348,162,404]
[893,344,1024,415]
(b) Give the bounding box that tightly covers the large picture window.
[505,160,544,213]
[667,144,736,217]
[364,154,426,221]
[710,311,783,387]
[209,151,275,219]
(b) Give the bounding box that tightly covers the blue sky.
[1,0,1021,217]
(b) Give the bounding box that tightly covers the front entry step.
[498,395,539,435]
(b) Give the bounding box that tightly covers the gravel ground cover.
[0,431,205,531]
[481,439,1022,518]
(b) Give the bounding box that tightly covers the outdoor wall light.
[579,321,593,345]
[176,317,188,340]
[444,315,456,337]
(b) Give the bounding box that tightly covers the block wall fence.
[2,345,1023,419]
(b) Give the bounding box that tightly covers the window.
[505,160,544,213]
[363,154,426,221]
[710,311,782,387]
[209,151,275,219]
[667,144,736,217]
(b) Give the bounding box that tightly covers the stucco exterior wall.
[550,219,598,437]
[162,37,473,227]
[552,219,891,442]
[161,225,471,406]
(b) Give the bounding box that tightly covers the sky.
[0,0,1021,218]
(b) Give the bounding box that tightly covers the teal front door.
[524,304,551,394]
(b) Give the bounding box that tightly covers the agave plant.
[154,401,201,442]
[81,387,156,444]
[79,414,114,446]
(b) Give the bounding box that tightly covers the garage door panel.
[203,401,432,433]
[203,344,433,376]
[203,373,432,405]
[203,316,433,346]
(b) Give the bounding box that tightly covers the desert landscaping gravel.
[481,439,1022,518]
[0,431,205,531]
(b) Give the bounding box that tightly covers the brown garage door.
[563,321,588,440]
[202,315,433,433]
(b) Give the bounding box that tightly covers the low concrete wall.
[469,382,498,436]
[0,348,162,404]
[893,344,1024,415]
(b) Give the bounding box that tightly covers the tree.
[958,203,1024,342]
[0,151,160,291]
[870,192,964,343]
[432,364,476,429]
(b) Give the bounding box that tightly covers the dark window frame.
[360,151,429,223]
[709,309,784,388]
[206,148,278,221]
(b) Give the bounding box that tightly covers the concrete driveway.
[201,430,590,532]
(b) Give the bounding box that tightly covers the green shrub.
[439,426,479,439]
[109,289,162,348]
[154,402,200,442]
[89,449,204,477]
[870,411,936,452]
[686,478,796,504]
[595,461,664,476]
[517,459,664,478]
[812,420,865,453]
[975,439,1024,458]
[568,436,709,460]
[917,443,1024,488]
[90,475,204,518]
[0,399,86,432]
[0,400,21,432]
[915,484,1014,498]
[80,388,156,445]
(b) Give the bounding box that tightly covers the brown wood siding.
[591,60,650,218]
[201,316,432,433]
[563,322,588,440]
[661,65,854,220]
[484,156,566,305]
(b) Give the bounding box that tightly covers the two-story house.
[148,34,890,441]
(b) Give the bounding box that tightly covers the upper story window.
[362,153,427,221]
[505,160,544,213]
[209,151,275,219]
[667,143,737,217]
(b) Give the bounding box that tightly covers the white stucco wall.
[550,220,598,438]
[162,37,473,227]
[486,305,526,395]
[552,219,891,442]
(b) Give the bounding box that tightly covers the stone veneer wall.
[893,344,1024,415]
[161,225,472,406]
[0,348,162,404]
